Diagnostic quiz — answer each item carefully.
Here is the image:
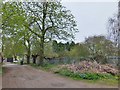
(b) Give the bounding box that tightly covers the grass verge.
[54,67,118,86]
[0,67,2,75]
[30,63,118,86]
[0,63,3,75]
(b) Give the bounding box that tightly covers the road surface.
[2,63,118,88]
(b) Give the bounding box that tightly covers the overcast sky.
[62,1,118,43]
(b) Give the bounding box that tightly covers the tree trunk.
[1,57,3,63]
[38,48,44,66]
[26,40,31,64]
[0,56,3,63]
[32,55,38,64]
[33,57,36,64]
[27,55,30,64]
[38,36,44,66]
[37,2,47,66]
[27,49,30,64]
[14,55,17,60]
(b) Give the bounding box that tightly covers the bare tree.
[107,1,120,47]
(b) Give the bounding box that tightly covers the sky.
[62,1,118,43]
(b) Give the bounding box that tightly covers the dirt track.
[2,63,118,88]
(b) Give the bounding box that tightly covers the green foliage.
[41,63,57,71]
[85,36,111,56]
[2,1,78,65]
[30,63,57,72]
[30,63,40,68]
[54,68,117,80]
[0,67,2,75]
[30,63,118,86]
[52,40,77,58]
[68,44,90,59]
[52,40,75,53]
[3,37,25,58]
[2,2,26,33]
[44,41,58,58]
[2,2,28,58]
[79,73,116,80]
[85,35,117,63]
[3,2,117,67]
[0,64,4,75]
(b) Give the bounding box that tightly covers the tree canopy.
[2,1,78,65]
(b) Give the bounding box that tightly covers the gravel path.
[2,63,117,88]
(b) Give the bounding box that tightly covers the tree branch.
[24,24,41,38]
[24,2,42,30]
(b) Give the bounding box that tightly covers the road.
[2,63,117,88]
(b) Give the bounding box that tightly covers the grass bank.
[30,63,118,86]
[0,68,2,75]
[53,67,118,86]
[0,63,2,75]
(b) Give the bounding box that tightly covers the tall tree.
[85,35,116,63]
[2,1,78,65]
[107,14,118,46]
[23,1,78,65]
[2,2,35,64]
[69,43,90,60]
[107,1,120,47]
[2,2,27,59]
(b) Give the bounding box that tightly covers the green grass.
[0,64,2,75]
[54,68,117,80]
[55,68,118,86]
[0,67,2,75]
[30,63,118,86]
[30,63,40,69]
[30,63,57,72]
